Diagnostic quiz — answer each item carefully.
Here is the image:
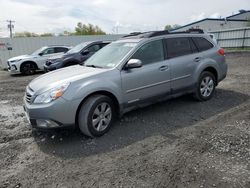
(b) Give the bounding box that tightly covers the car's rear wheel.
[21,62,37,75]
[78,95,115,137]
[194,71,216,101]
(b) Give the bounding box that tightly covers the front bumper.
[44,64,57,72]
[23,96,81,129]
[7,63,20,74]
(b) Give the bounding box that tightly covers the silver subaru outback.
[24,30,227,137]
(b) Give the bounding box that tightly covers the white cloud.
[0,0,249,36]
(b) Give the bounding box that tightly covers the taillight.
[218,48,225,56]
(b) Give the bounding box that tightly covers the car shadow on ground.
[34,88,249,159]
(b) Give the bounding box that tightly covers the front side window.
[87,44,100,52]
[131,40,164,65]
[43,48,55,55]
[165,37,193,59]
[192,37,213,52]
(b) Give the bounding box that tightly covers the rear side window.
[165,37,193,58]
[192,37,213,52]
[131,40,164,65]
[55,47,69,53]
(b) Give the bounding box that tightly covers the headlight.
[10,59,22,63]
[33,83,70,104]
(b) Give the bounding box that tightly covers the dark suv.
[44,41,110,71]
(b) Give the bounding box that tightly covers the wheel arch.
[20,61,38,70]
[201,66,218,85]
[75,90,120,127]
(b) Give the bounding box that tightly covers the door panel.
[165,37,199,91]
[121,60,170,104]
[121,39,170,105]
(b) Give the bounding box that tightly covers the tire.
[20,62,37,75]
[78,95,115,137]
[194,71,216,101]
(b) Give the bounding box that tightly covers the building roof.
[226,10,250,19]
[172,18,248,31]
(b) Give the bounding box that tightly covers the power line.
[6,20,15,38]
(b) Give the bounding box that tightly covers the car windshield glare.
[84,42,137,68]
[31,47,47,55]
[67,43,88,54]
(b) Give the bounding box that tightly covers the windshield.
[85,42,137,68]
[31,47,47,55]
[66,42,88,54]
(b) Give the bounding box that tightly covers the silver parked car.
[24,30,227,137]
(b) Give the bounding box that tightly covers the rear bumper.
[218,62,228,83]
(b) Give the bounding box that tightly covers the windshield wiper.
[85,64,103,68]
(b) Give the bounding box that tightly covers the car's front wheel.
[20,62,37,75]
[194,71,216,101]
[78,95,115,137]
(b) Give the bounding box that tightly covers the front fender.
[63,77,122,105]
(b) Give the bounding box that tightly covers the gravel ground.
[0,52,249,188]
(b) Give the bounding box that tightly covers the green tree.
[164,25,172,30]
[14,31,39,37]
[75,22,106,35]
[164,24,181,31]
[40,33,54,37]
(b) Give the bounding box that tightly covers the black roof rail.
[122,32,143,38]
[147,30,170,37]
[185,28,204,33]
[122,29,204,39]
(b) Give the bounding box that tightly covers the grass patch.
[224,47,250,52]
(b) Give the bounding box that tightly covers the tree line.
[14,22,106,37]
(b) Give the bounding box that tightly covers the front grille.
[26,92,32,103]
[25,86,34,104]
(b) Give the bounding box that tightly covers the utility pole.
[6,20,15,38]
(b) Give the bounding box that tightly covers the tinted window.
[42,48,55,55]
[192,37,213,52]
[100,43,109,48]
[55,47,68,53]
[165,37,193,58]
[87,44,100,52]
[131,40,164,65]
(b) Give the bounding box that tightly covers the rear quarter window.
[192,37,213,52]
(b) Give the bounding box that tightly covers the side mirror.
[125,59,142,69]
[81,49,90,56]
[38,52,43,56]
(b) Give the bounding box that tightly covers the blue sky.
[0,0,249,36]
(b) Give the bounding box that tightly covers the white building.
[173,10,250,32]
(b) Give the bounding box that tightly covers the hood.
[8,55,33,62]
[29,65,107,94]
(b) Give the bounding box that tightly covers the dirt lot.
[0,52,249,188]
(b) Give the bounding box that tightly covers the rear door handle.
[194,57,201,62]
[159,65,168,71]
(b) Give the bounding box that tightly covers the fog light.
[36,119,59,128]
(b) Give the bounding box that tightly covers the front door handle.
[159,65,168,71]
[194,57,201,62]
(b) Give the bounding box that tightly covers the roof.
[226,10,250,19]
[172,18,248,31]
